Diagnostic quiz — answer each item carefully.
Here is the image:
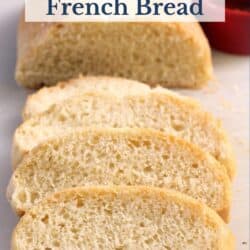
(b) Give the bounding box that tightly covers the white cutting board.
[0,2,249,249]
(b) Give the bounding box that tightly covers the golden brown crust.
[11,186,234,250]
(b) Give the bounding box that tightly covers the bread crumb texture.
[16,21,212,88]
[11,187,234,250]
[22,76,151,120]
[8,128,231,220]
[13,91,235,178]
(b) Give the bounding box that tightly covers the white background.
[0,1,249,249]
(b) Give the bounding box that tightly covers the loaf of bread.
[16,14,212,88]
[7,128,231,220]
[23,76,150,120]
[11,186,234,250]
[13,91,235,178]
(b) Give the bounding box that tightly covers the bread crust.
[8,128,231,221]
[11,186,234,250]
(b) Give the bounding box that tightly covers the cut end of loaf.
[11,186,234,250]
[16,20,213,88]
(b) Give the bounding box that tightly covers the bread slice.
[23,76,150,120]
[11,186,234,250]
[16,14,212,88]
[7,128,231,220]
[13,91,235,178]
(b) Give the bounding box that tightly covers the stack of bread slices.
[8,76,235,249]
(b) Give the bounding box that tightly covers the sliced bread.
[7,128,231,220]
[13,92,235,178]
[23,76,151,120]
[16,15,212,88]
[11,186,234,250]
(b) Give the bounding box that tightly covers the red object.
[202,2,250,55]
